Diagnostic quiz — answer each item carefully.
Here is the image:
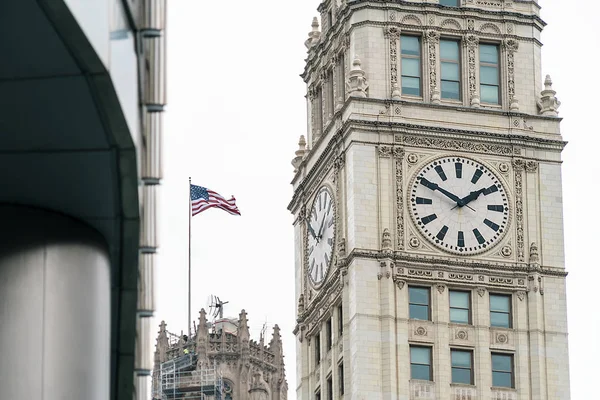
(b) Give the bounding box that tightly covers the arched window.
[223,381,233,400]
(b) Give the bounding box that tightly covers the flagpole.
[188,176,192,338]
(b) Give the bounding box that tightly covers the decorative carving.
[538,75,561,116]
[292,135,307,173]
[347,56,369,98]
[518,279,525,286]
[395,279,406,290]
[504,39,519,111]
[382,228,392,250]
[409,236,420,248]
[438,272,444,278]
[385,26,401,100]
[496,333,509,344]
[498,162,509,173]
[501,245,512,257]
[525,161,538,173]
[455,330,468,340]
[395,149,405,250]
[441,19,462,31]
[426,30,440,104]
[436,284,445,294]
[304,17,321,49]
[448,273,473,281]
[401,14,423,26]
[489,277,513,285]
[407,153,419,165]
[465,34,480,107]
[389,11,396,21]
[409,269,433,277]
[338,238,346,258]
[378,146,392,158]
[516,291,525,301]
[402,136,513,156]
[479,275,485,282]
[415,326,427,336]
[529,242,539,264]
[477,287,486,297]
[298,294,305,315]
[480,23,502,35]
[513,160,525,261]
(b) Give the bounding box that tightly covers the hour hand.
[308,223,318,240]
[460,188,486,207]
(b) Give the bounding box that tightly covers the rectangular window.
[449,290,471,324]
[440,0,459,6]
[338,362,345,395]
[401,35,422,96]
[409,286,430,320]
[327,376,333,400]
[451,350,473,385]
[479,44,500,104]
[336,55,345,106]
[410,346,432,381]
[492,353,514,388]
[327,69,334,119]
[316,390,321,400]
[338,304,343,336]
[440,40,461,100]
[315,333,321,365]
[490,294,512,328]
[326,318,333,351]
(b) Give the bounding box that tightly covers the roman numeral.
[312,208,318,221]
[327,237,333,247]
[319,194,323,210]
[309,245,315,255]
[457,231,465,247]
[436,225,449,241]
[421,214,437,225]
[473,228,485,245]
[484,219,500,231]
[326,198,332,213]
[318,263,324,280]
[488,205,504,212]
[455,162,463,179]
[434,165,447,181]
[483,185,499,195]
[328,218,334,227]
[416,197,433,205]
[471,169,483,184]
[324,253,330,266]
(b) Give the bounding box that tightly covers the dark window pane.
[411,347,431,364]
[480,85,499,104]
[452,351,471,368]
[410,304,429,320]
[450,308,469,324]
[480,44,499,64]
[402,77,421,96]
[450,292,469,308]
[411,364,431,380]
[441,62,460,81]
[492,354,512,371]
[480,66,499,85]
[440,40,459,60]
[441,81,460,100]
[440,0,459,6]
[452,368,472,384]
[409,287,429,304]
[401,36,420,56]
[490,312,510,328]
[490,295,510,312]
[492,371,513,388]
[402,58,421,77]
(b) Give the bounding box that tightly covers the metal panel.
[138,253,156,314]
[140,184,159,250]
[143,35,166,109]
[141,0,166,33]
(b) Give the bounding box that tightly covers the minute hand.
[420,178,461,203]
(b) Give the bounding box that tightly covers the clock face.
[307,187,336,286]
[409,156,510,255]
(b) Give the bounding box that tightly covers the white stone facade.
[290,1,569,400]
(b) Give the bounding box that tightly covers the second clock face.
[409,156,510,255]
[307,187,336,286]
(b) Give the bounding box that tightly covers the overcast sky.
[156,1,599,398]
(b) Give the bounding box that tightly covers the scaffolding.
[153,355,223,400]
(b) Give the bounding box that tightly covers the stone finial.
[529,242,539,265]
[238,309,250,344]
[157,320,168,362]
[346,55,369,98]
[304,17,321,49]
[292,135,307,173]
[297,293,305,315]
[381,228,392,250]
[269,324,283,356]
[537,75,561,116]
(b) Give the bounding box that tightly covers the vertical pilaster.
[465,34,480,107]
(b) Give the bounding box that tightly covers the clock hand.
[419,177,461,204]
[317,211,327,239]
[308,222,318,240]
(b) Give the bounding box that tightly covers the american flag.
[190,184,241,216]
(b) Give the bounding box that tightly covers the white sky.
[156,1,599,399]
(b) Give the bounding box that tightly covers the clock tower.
[289,1,569,400]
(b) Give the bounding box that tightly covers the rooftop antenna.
[206,294,228,320]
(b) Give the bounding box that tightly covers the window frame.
[326,318,333,351]
[489,293,513,328]
[409,286,431,321]
[338,303,343,336]
[439,38,462,101]
[338,361,345,396]
[410,345,433,381]
[449,290,472,325]
[479,43,501,105]
[439,0,460,6]
[491,353,515,388]
[315,332,321,365]
[400,34,423,97]
[315,390,321,400]
[326,375,333,400]
[451,349,474,385]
